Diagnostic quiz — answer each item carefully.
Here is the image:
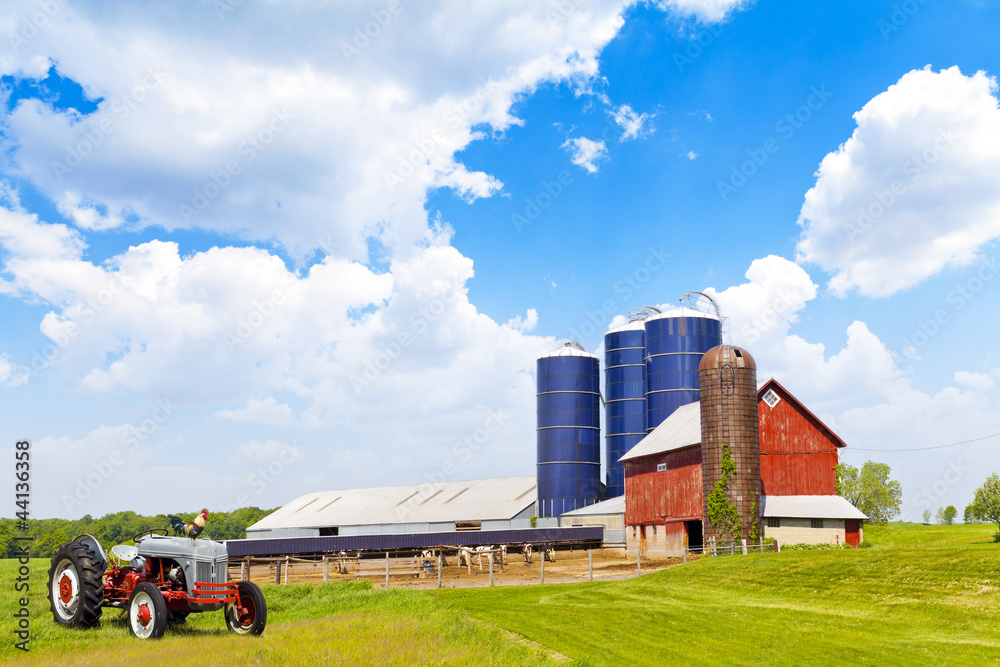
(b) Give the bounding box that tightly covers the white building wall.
[765,518,846,546]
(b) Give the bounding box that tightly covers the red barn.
[621,378,866,556]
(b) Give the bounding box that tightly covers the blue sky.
[2,0,999,521]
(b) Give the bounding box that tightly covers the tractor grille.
[194,558,227,585]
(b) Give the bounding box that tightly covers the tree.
[922,509,932,524]
[836,461,902,524]
[964,504,981,524]
[942,506,957,525]
[935,507,944,524]
[967,473,1000,541]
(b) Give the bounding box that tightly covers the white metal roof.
[606,319,647,334]
[646,306,720,322]
[619,402,702,462]
[538,344,598,359]
[762,495,868,520]
[248,475,537,531]
[560,495,625,517]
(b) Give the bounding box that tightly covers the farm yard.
[4,523,999,665]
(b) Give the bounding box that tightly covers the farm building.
[620,352,867,556]
[559,496,626,548]
[246,475,538,539]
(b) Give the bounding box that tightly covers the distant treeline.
[0,507,275,559]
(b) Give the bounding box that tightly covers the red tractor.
[47,531,266,639]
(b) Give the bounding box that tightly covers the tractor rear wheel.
[47,541,105,628]
[225,581,267,636]
[128,582,167,639]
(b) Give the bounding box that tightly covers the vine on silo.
[749,500,759,544]
[707,443,741,542]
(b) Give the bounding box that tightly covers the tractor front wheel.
[47,541,105,628]
[128,582,167,639]
[225,581,267,636]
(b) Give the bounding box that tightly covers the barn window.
[762,389,780,408]
[632,526,637,537]
[767,517,780,528]
[656,463,667,472]
[652,525,657,535]
[811,519,824,529]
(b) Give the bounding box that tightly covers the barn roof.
[762,495,868,520]
[758,378,847,448]
[560,495,625,517]
[618,402,701,462]
[619,377,849,463]
[247,475,537,531]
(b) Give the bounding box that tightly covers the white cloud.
[796,66,1000,297]
[215,397,294,426]
[562,136,609,173]
[954,370,996,393]
[656,0,750,22]
[686,151,697,160]
[611,104,652,141]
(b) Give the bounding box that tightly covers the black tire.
[128,582,167,639]
[167,610,190,624]
[226,581,267,636]
[47,541,105,628]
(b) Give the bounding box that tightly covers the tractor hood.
[135,533,228,561]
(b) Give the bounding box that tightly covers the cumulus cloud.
[562,136,609,173]
[655,0,750,22]
[796,66,1000,297]
[214,397,294,426]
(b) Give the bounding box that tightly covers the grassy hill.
[5,523,998,665]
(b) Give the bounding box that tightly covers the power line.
[849,431,1000,453]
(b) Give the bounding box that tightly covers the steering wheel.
[132,528,168,542]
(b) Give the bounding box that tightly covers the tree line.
[0,507,274,559]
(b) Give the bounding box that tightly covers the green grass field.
[3,523,998,665]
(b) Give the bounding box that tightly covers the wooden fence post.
[637,548,641,575]
[683,547,687,564]
[742,539,747,556]
[540,550,545,584]
[323,556,329,583]
[437,554,442,589]
[274,560,281,585]
[588,549,593,582]
[489,553,494,587]
[385,553,390,589]
[284,556,289,584]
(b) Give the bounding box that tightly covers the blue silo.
[603,320,646,498]
[644,307,723,433]
[536,343,602,518]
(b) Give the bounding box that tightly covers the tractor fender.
[72,534,108,572]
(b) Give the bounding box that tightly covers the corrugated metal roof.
[619,402,701,462]
[560,495,625,517]
[646,306,720,321]
[762,495,868,520]
[538,344,597,359]
[606,320,646,333]
[247,475,537,531]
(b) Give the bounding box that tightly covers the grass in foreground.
[436,530,1000,666]
[1,559,565,665]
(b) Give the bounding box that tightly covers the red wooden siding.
[758,383,840,496]
[623,446,702,525]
